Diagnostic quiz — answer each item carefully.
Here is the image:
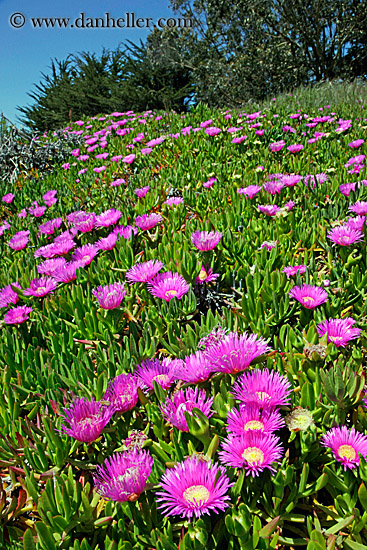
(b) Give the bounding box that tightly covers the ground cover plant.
[1,83,367,549]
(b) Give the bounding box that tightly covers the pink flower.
[237,185,261,199]
[126,260,164,284]
[227,404,285,436]
[258,205,280,216]
[93,449,154,502]
[317,318,361,347]
[269,140,285,152]
[135,358,177,391]
[156,455,231,520]
[23,277,58,297]
[348,139,364,148]
[95,209,122,228]
[219,432,284,476]
[191,231,222,251]
[287,144,304,153]
[4,305,32,325]
[104,374,141,413]
[134,213,163,230]
[231,368,292,408]
[321,426,367,471]
[327,225,364,246]
[147,272,189,302]
[122,154,136,164]
[282,265,307,278]
[92,282,126,309]
[61,397,114,443]
[2,193,14,204]
[289,284,328,308]
[160,387,213,432]
[205,127,222,136]
[196,265,220,284]
[134,186,150,198]
[8,230,30,251]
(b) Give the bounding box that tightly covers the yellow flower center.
[152,374,170,386]
[36,287,47,294]
[255,391,270,402]
[244,420,264,431]
[198,269,208,281]
[303,296,314,304]
[183,485,210,506]
[166,289,178,297]
[242,446,265,465]
[330,336,343,343]
[338,444,356,460]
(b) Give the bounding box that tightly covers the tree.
[152,0,367,106]
[18,42,193,132]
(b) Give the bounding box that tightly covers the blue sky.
[0,0,175,124]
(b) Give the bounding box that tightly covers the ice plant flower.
[147,272,189,302]
[113,225,138,240]
[104,374,141,413]
[96,232,118,251]
[134,186,150,198]
[95,209,122,228]
[196,265,220,284]
[176,350,213,384]
[269,140,285,152]
[23,277,58,297]
[289,284,328,309]
[237,185,262,199]
[327,225,364,246]
[282,265,307,278]
[262,181,284,194]
[261,241,277,251]
[191,231,222,251]
[136,358,177,391]
[3,306,32,325]
[0,282,21,308]
[285,408,314,432]
[73,212,96,233]
[317,318,361,347]
[287,144,304,153]
[160,387,213,431]
[2,193,14,204]
[134,213,163,230]
[258,205,280,217]
[164,197,184,206]
[231,368,292,408]
[53,262,82,283]
[72,244,99,266]
[198,326,229,351]
[8,231,30,251]
[126,260,164,284]
[156,455,231,520]
[205,331,270,375]
[349,139,364,148]
[60,397,114,443]
[93,448,154,502]
[349,201,367,215]
[92,282,126,309]
[227,404,285,436]
[219,432,284,476]
[321,426,367,470]
[39,218,62,235]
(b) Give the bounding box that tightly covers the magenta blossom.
[258,205,280,216]
[317,318,361,347]
[134,213,163,230]
[96,232,118,251]
[3,305,32,325]
[348,139,364,149]
[23,277,58,297]
[227,404,285,436]
[93,448,154,502]
[104,373,141,413]
[176,350,213,384]
[191,231,222,251]
[282,265,307,278]
[8,231,30,251]
[160,387,213,432]
[237,185,262,199]
[219,432,284,477]
[232,368,292,408]
[327,225,364,246]
[196,265,220,284]
[72,244,99,266]
[147,272,189,301]
[321,426,367,471]
[289,284,328,308]
[156,455,231,520]
[269,140,285,152]
[287,144,304,153]
[2,193,14,204]
[95,209,122,228]
[126,260,164,284]
[0,282,21,308]
[92,282,126,309]
[60,397,114,443]
[205,331,270,375]
[135,358,177,391]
